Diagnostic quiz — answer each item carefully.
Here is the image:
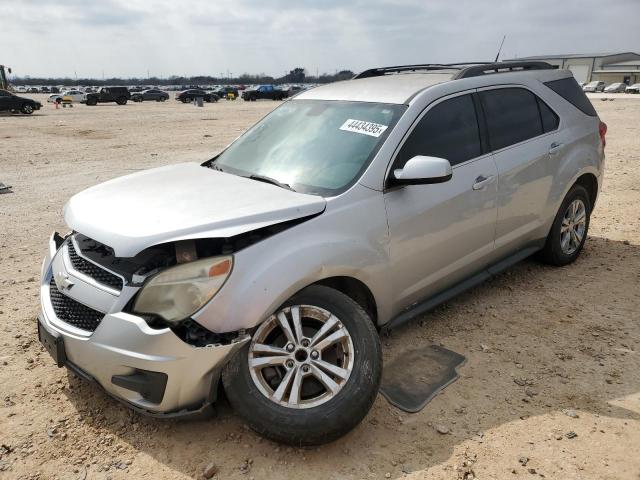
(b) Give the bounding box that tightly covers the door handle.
[472,175,495,190]
[549,142,564,155]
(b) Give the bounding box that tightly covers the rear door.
[478,86,560,254]
[384,91,499,310]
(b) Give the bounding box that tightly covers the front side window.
[480,88,543,151]
[214,100,405,196]
[395,94,481,168]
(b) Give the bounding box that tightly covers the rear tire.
[116,97,128,105]
[222,285,382,446]
[538,184,591,266]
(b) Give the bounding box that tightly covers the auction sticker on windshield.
[340,119,388,138]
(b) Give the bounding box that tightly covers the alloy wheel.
[560,199,586,255]
[248,305,354,409]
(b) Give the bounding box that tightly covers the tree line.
[11,68,356,86]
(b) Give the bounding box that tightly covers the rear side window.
[396,94,481,167]
[537,98,559,133]
[480,88,542,151]
[544,77,597,117]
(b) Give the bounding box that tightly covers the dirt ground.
[1,93,639,480]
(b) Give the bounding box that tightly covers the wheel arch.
[574,172,598,208]
[312,276,378,326]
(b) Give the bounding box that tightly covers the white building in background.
[505,52,640,84]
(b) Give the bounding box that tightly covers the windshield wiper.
[247,174,295,192]
[209,162,225,173]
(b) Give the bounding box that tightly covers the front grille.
[49,278,104,332]
[67,240,123,291]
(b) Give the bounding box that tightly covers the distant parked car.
[27,87,39,93]
[83,86,131,105]
[583,81,605,93]
[175,89,218,103]
[625,83,640,94]
[0,89,42,114]
[242,84,288,101]
[131,89,170,102]
[50,86,60,94]
[604,82,627,93]
[46,90,86,103]
[215,86,239,99]
[287,85,304,97]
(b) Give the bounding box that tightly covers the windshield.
[213,100,406,196]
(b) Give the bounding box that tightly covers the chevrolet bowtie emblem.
[55,271,74,291]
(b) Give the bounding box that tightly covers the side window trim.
[476,84,560,154]
[384,89,487,188]
[471,92,490,155]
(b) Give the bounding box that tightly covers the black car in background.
[131,89,170,102]
[84,86,131,105]
[241,84,288,101]
[0,89,42,114]
[175,89,218,103]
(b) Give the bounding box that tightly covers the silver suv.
[38,61,606,445]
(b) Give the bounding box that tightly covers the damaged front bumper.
[38,232,249,417]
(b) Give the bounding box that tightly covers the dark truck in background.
[84,86,131,106]
[242,84,288,101]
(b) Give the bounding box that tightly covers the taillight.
[599,120,607,148]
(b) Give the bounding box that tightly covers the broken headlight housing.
[132,256,232,323]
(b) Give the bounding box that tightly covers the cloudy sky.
[2,0,639,79]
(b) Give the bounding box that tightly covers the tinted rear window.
[480,88,543,151]
[544,77,597,117]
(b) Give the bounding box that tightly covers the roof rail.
[353,63,490,80]
[453,61,556,79]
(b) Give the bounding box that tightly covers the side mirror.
[392,155,452,185]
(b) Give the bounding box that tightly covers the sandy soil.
[0,93,639,480]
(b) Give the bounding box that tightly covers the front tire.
[222,285,382,445]
[538,184,591,266]
[21,103,34,114]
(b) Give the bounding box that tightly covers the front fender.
[193,186,391,333]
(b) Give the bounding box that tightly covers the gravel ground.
[1,93,639,480]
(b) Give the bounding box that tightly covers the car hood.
[64,162,326,257]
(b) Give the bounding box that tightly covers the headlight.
[133,256,232,323]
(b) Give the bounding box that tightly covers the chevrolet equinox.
[38,61,606,445]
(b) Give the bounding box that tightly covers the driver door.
[384,91,498,311]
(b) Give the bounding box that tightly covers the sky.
[2,0,639,79]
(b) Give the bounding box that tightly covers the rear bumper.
[39,233,249,416]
